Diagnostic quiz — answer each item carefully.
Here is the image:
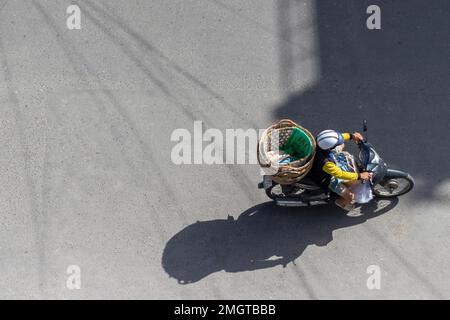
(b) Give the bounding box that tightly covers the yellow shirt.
[321,133,359,181]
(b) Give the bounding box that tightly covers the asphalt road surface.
[0,0,449,299]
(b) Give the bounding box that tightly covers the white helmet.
[316,130,344,150]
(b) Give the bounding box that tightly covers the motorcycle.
[258,121,414,207]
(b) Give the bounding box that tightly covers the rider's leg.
[333,182,355,210]
[335,189,354,206]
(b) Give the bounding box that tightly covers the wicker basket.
[257,119,316,185]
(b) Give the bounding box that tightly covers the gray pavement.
[0,0,449,299]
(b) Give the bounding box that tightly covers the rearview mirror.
[363,120,368,132]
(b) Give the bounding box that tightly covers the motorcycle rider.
[311,130,372,210]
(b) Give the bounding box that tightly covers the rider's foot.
[335,200,355,212]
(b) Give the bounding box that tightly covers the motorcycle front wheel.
[372,174,414,198]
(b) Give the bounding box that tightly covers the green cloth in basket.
[279,127,313,161]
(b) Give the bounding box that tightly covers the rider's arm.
[343,132,364,142]
[322,161,359,181]
[342,133,352,141]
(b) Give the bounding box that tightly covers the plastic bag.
[349,181,373,204]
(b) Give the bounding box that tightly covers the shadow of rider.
[162,198,398,284]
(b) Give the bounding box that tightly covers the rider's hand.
[359,172,372,181]
[352,132,364,142]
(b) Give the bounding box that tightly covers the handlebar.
[361,172,373,184]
